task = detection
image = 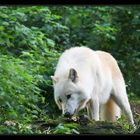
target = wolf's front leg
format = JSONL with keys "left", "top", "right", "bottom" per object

{"left": 90, "top": 96, "right": 99, "bottom": 121}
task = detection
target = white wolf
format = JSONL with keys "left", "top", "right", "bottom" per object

{"left": 51, "top": 47, "right": 135, "bottom": 127}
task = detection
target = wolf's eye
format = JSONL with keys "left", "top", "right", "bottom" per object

{"left": 59, "top": 98, "right": 62, "bottom": 103}
{"left": 67, "top": 94, "right": 71, "bottom": 99}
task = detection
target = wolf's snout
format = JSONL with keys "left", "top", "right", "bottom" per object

{"left": 64, "top": 112, "right": 71, "bottom": 118}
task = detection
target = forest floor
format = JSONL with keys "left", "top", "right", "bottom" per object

{"left": 31, "top": 98, "right": 140, "bottom": 135}
{"left": 131, "top": 99, "right": 140, "bottom": 116}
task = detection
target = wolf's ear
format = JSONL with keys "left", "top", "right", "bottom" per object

{"left": 68, "top": 68, "right": 78, "bottom": 83}
{"left": 51, "top": 76, "right": 58, "bottom": 84}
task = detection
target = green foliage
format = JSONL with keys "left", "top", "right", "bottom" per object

{"left": 0, "top": 55, "right": 44, "bottom": 134}
{"left": 0, "top": 6, "right": 62, "bottom": 134}
{"left": 0, "top": 6, "right": 69, "bottom": 53}
{"left": 51, "top": 123, "right": 79, "bottom": 134}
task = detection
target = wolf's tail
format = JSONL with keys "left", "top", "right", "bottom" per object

{"left": 100, "top": 97, "right": 121, "bottom": 121}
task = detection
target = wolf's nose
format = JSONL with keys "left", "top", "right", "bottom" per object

{"left": 64, "top": 112, "right": 71, "bottom": 118}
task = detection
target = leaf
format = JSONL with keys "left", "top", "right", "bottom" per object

{"left": 47, "top": 38, "right": 55, "bottom": 47}
{"left": 0, "top": 26, "right": 5, "bottom": 31}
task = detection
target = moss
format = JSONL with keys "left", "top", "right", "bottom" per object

{"left": 78, "top": 121, "right": 131, "bottom": 134}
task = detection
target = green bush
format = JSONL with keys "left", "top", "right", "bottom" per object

{"left": 0, "top": 55, "right": 42, "bottom": 133}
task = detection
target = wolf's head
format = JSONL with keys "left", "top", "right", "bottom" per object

{"left": 51, "top": 68, "right": 89, "bottom": 118}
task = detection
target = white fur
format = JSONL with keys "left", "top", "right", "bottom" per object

{"left": 51, "top": 47, "right": 135, "bottom": 127}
